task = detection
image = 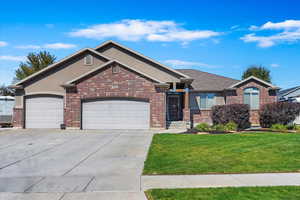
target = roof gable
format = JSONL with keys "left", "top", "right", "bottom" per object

{"left": 66, "top": 60, "right": 164, "bottom": 85}
{"left": 228, "top": 76, "right": 280, "bottom": 89}
{"left": 94, "top": 40, "right": 190, "bottom": 80}
{"left": 15, "top": 48, "right": 110, "bottom": 86}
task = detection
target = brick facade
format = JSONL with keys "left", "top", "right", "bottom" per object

{"left": 190, "top": 79, "right": 277, "bottom": 126}
{"left": 12, "top": 108, "right": 23, "bottom": 128}
{"left": 65, "top": 63, "right": 167, "bottom": 129}
{"left": 226, "top": 79, "right": 277, "bottom": 124}
{"left": 191, "top": 110, "right": 212, "bottom": 125}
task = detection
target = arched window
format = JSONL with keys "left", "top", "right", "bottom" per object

{"left": 244, "top": 87, "right": 259, "bottom": 109}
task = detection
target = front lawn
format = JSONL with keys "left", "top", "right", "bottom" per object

{"left": 146, "top": 186, "right": 300, "bottom": 200}
{"left": 143, "top": 132, "right": 300, "bottom": 175}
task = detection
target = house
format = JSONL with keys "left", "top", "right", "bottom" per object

{"left": 0, "top": 96, "right": 15, "bottom": 126}
{"left": 278, "top": 86, "right": 300, "bottom": 124}
{"left": 11, "top": 40, "right": 279, "bottom": 129}
{"left": 278, "top": 86, "right": 300, "bottom": 102}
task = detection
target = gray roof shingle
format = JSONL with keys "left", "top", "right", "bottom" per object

{"left": 177, "top": 69, "right": 240, "bottom": 91}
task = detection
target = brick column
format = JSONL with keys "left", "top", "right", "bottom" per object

{"left": 12, "top": 107, "right": 23, "bottom": 128}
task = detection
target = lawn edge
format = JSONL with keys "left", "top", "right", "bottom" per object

{"left": 142, "top": 170, "right": 300, "bottom": 176}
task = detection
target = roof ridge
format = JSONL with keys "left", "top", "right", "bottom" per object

{"left": 177, "top": 68, "right": 240, "bottom": 82}
{"left": 94, "top": 40, "right": 190, "bottom": 79}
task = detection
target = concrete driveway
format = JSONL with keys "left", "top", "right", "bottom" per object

{"left": 0, "top": 129, "right": 153, "bottom": 199}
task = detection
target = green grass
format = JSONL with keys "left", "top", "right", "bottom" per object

{"left": 143, "top": 132, "right": 300, "bottom": 175}
{"left": 146, "top": 186, "right": 300, "bottom": 200}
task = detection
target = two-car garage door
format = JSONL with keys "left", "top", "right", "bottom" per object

{"left": 82, "top": 99, "right": 150, "bottom": 129}
{"left": 25, "top": 96, "right": 150, "bottom": 129}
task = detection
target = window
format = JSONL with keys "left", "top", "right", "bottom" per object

{"left": 190, "top": 93, "right": 215, "bottom": 110}
{"left": 244, "top": 87, "right": 259, "bottom": 109}
{"left": 112, "top": 65, "right": 119, "bottom": 73}
{"left": 84, "top": 55, "right": 93, "bottom": 65}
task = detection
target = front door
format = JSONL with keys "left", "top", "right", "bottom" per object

{"left": 168, "top": 95, "right": 181, "bottom": 121}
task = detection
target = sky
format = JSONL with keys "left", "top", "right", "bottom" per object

{"left": 1, "top": 0, "right": 300, "bottom": 89}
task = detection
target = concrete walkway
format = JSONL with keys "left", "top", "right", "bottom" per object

{"left": 142, "top": 173, "right": 300, "bottom": 190}
{"left": 0, "top": 192, "right": 147, "bottom": 200}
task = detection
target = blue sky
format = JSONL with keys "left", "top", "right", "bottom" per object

{"left": 1, "top": 0, "right": 300, "bottom": 88}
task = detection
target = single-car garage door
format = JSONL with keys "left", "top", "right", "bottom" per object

{"left": 82, "top": 99, "right": 150, "bottom": 129}
{"left": 25, "top": 95, "right": 64, "bottom": 128}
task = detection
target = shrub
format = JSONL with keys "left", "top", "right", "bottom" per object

{"left": 287, "top": 124, "right": 296, "bottom": 130}
{"left": 211, "top": 124, "right": 226, "bottom": 132}
{"left": 271, "top": 124, "right": 287, "bottom": 131}
{"left": 196, "top": 123, "right": 211, "bottom": 132}
{"left": 259, "top": 102, "right": 300, "bottom": 128}
{"left": 211, "top": 104, "right": 250, "bottom": 130}
{"left": 224, "top": 121, "right": 238, "bottom": 132}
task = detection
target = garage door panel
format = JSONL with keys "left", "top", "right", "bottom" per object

{"left": 82, "top": 100, "right": 150, "bottom": 129}
{"left": 25, "top": 96, "right": 64, "bottom": 129}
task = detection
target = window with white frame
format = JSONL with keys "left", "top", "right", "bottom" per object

{"left": 243, "top": 87, "right": 260, "bottom": 109}
{"left": 84, "top": 55, "right": 93, "bottom": 65}
{"left": 190, "top": 93, "right": 216, "bottom": 110}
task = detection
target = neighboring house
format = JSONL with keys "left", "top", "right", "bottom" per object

{"left": 278, "top": 86, "right": 300, "bottom": 125}
{"left": 10, "top": 40, "right": 279, "bottom": 129}
{"left": 0, "top": 96, "right": 15, "bottom": 126}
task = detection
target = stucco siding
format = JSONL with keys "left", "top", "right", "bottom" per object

{"left": 14, "top": 53, "right": 106, "bottom": 108}
{"left": 97, "top": 44, "right": 181, "bottom": 83}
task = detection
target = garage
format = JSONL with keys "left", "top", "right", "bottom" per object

{"left": 82, "top": 98, "right": 150, "bottom": 129}
{"left": 25, "top": 95, "right": 64, "bottom": 128}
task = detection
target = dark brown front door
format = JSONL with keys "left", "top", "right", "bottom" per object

{"left": 168, "top": 95, "right": 181, "bottom": 121}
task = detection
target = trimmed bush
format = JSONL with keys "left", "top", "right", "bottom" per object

{"left": 211, "top": 124, "right": 226, "bottom": 132}
{"left": 196, "top": 123, "right": 211, "bottom": 132}
{"left": 259, "top": 102, "right": 300, "bottom": 128}
{"left": 211, "top": 104, "right": 250, "bottom": 130}
{"left": 224, "top": 121, "right": 238, "bottom": 132}
{"left": 271, "top": 124, "right": 287, "bottom": 131}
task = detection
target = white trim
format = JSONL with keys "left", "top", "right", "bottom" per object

{"left": 14, "top": 48, "right": 110, "bottom": 86}
{"left": 24, "top": 92, "right": 65, "bottom": 97}
{"left": 229, "top": 76, "right": 278, "bottom": 89}
{"left": 66, "top": 60, "right": 164, "bottom": 84}
{"left": 94, "top": 40, "right": 190, "bottom": 79}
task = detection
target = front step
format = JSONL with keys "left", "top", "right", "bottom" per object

{"left": 167, "top": 121, "right": 187, "bottom": 129}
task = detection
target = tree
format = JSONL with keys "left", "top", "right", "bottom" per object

{"left": 14, "top": 51, "right": 56, "bottom": 82}
{"left": 0, "top": 85, "right": 14, "bottom": 96}
{"left": 242, "top": 65, "right": 271, "bottom": 83}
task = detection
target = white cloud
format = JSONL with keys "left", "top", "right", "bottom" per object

{"left": 270, "top": 63, "right": 280, "bottom": 68}
{"left": 15, "top": 45, "right": 41, "bottom": 49}
{"left": 242, "top": 20, "right": 300, "bottom": 47}
{"left": 164, "top": 59, "right": 219, "bottom": 69}
{"left": 45, "top": 24, "right": 54, "bottom": 28}
{"left": 260, "top": 20, "right": 300, "bottom": 30}
{"left": 69, "top": 19, "right": 221, "bottom": 43}
{"left": 0, "top": 41, "right": 8, "bottom": 47}
{"left": 15, "top": 43, "right": 76, "bottom": 49}
{"left": 43, "top": 43, "right": 76, "bottom": 49}
{"left": 230, "top": 25, "right": 239, "bottom": 30}
{"left": 0, "top": 55, "right": 26, "bottom": 62}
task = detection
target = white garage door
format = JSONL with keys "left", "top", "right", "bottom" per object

{"left": 25, "top": 96, "right": 64, "bottom": 128}
{"left": 82, "top": 99, "right": 150, "bottom": 129}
